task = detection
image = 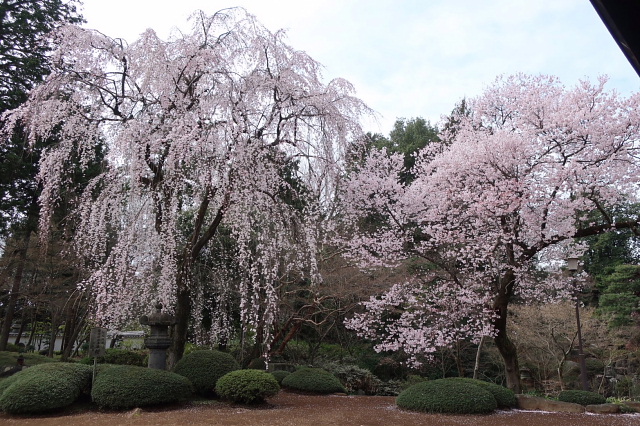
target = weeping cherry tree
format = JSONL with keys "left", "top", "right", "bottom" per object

{"left": 2, "top": 8, "right": 369, "bottom": 364}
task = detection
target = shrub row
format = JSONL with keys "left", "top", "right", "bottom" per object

{"left": 79, "top": 348, "right": 147, "bottom": 366}
{"left": 281, "top": 367, "right": 345, "bottom": 394}
{"left": 558, "top": 389, "right": 606, "bottom": 405}
{"left": 92, "top": 365, "right": 193, "bottom": 409}
{"left": 0, "top": 363, "right": 92, "bottom": 414}
{"left": 448, "top": 377, "right": 517, "bottom": 408}
{"left": 396, "top": 378, "right": 516, "bottom": 414}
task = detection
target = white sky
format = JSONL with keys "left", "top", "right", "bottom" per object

{"left": 79, "top": 0, "right": 639, "bottom": 134}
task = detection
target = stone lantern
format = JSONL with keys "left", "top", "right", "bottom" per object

{"left": 140, "top": 302, "right": 175, "bottom": 370}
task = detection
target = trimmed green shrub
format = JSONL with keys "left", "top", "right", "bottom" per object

{"left": 281, "top": 367, "right": 345, "bottom": 394}
{"left": 92, "top": 365, "right": 193, "bottom": 409}
{"left": 270, "top": 370, "right": 290, "bottom": 385}
{"left": 0, "top": 362, "right": 92, "bottom": 414}
{"left": 79, "top": 348, "right": 146, "bottom": 366}
{"left": 401, "top": 374, "right": 428, "bottom": 390}
{"left": 4, "top": 344, "right": 20, "bottom": 352}
{"left": 449, "top": 377, "right": 516, "bottom": 408}
{"left": 216, "top": 369, "right": 280, "bottom": 404}
{"left": 396, "top": 379, "right": 497, "bottom": 414}
{"left": 318, "top": 362, "right": 381, "bottom": 395}
{"left": 0, "top": 351, "right": 57, "bottom": 369}
{"left": 558, "top": 389, "right": 606, "bottom": 406}
{"left": 173, "top": 350, "right": 240, "bottom": 396}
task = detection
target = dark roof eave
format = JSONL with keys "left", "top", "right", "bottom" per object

{"left": 590, "top": 0, "right": 640, "bottom": 78}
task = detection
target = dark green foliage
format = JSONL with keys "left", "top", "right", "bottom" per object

{"left": 80, "top": 348, "right": 146, "bottom": 366}
{"left": 0, "top": 362, "right": 92, "bottom": 414}
{"left": 91, "top": 365, "right": 193, "bottom": 409}
{"left": 247, "top": 357, "right": 266, "bottom": 370}
{"left": 396, "top": 379, "right": 497, "bottom": 414}
{"left": 318, "top": 362, "right": 381, "bottom": 395}
{"left": 215, "top": 369, "right": 280, "bottom": 404}
{"left": 281, "top": 367, "right": 345, "bottom": 394}
{"left": 0, "top": 0, "right": 84, "bottom": 110}
{"left": 558, "top": 389, "right": 606, "bottom": 405}
{"left": 270, "top": 370, "right": 291, "bottom": 385}
{"left": 173, "top": 350, "right": 240, "bottom": 395}
{"left": 0, "top": 351, "right": 56, "bottom": 368}
{"left": 448, "top": 377, "right": 516, "bottom": 408}
{"left": 373, "top": 117, "right": 439, "bottom": 184}
{"left": 585, "top": 358, "right": 605, "bottom": 377}
{"left": 597, "top": 264, "right": 640, "bottom": 327}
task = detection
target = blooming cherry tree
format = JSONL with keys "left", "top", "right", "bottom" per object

{"left": 341, "top": 74, "right": 640, "bottom": 391}
{"left": 3, "top": 8, "right": 368, "bottom": 363}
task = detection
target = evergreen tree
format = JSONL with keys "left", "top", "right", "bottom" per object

{"left": 0, "top": 0, "right": 83, "bottom": 351}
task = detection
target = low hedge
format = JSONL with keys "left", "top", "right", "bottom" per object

{"left": 173, "top": 350, "right": 240, "bottom": 396}
{"left": 216, "top": 369, "right": 280, "bottom": 404}
{"left": 270, "top": 370, "right": 291, "bottom": 385}
{"left": 79, "top": 348, "right": 146, "bottom": 366}
{"left": 558, "top": 389, "right": 606, "bottom": 406}
{"left": 0, "top": 362, "right": 92, "bottom": 414}
{"left": 396, "top": 379, "right": 497, "bottom": 414}
{"left": 281, "top": 368, "right": 345, "bottom": 394}
{"left": 449, "top": 377, "right": 516, "bottom": 408}
{"left": 0, "top": 351, "right": 57, "bottom": 369}
{"left": 91, "top": 365, "right": 193, "bottom": 409}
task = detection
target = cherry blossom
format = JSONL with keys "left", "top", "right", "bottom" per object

{"left": 2, "top": 8, "right": 369, "bottom": 362}
{"left": 341, "top": 74, "right": 640, "bottom": 390}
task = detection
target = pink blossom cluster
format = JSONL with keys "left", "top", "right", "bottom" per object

{"left": 340, "top": 74, "right": 640, "bottom": 362}
{"left": 1, "top": 8, "right": 369, "bottom": 340}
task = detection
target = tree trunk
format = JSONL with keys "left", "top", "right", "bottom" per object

{"left": 492, "top": 269, "right": 521, "bottom": 393}
{"left": 454, "top": 341, "right": 466, "bottom": 377}
{"left": 473, "top": 336, "right": 485, "bottom": 380}
{"left": 0, "top": 233, "right": 30, "bottom": 351}
{"left": 14, "top": 309, "right": 28, "bottom": 346}
{"left": 61, "top": 303, "right": 88, "bottom": 361}
{"left": 168, "top": 285, "right": 191, "bottom": 369}
{"left": 47, "top": 311, "right": 61, "bottom": 357}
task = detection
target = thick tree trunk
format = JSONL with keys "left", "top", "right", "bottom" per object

{"left": 61, "top": 303, "right": 87, "bottom": 361}
{"left": 494, "top": 322, "right": 520, "bottom": 393}
{"left": 492, "top": 269, "right": 521, "bottom": 393}
{"left": 168, "top": 285, "right": 191, "bottom": 369}
{"left": 0, "top": 234, "right": 30, "bottom": 351}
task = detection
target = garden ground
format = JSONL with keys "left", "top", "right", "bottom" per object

{"left": 1, "top": 391, "right": 639, "bottom": 426}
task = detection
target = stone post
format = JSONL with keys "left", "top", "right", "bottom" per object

{"left": 140, "top": 302, "right": 175, "bottom": 370}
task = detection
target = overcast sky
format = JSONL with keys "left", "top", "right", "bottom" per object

{"left": 79, "top": 0, "right": 639, "bottom": 134}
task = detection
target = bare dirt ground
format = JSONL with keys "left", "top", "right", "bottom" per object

{"left": 1, "top": 391, "right": 639, "bottom": 426}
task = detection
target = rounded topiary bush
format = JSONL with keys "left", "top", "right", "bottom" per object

{"left": 396, "top": 379, "right": 497, "bottom": 414}
{"left": 215, "top": 369, "right": 280, "bottom": 404}
{"left": 270, "top": 370, "right": 290, "bottom": 385}
{"left": 449, "top": 378, "right": 516, "bottom": 408}
{"left": 91, "top": 365, "right": 193, "bottom": 409}
{"left": 173, "top": 350, "right": 240, "bottom": 396}
{"left": 558, "top": 389, "right": 606, "bottom": 406}
{"left": 0, "top": 362, "right": 92, "bottom": 414}
{"left": 281, "top": 367, "right": 345, "bottom": 394}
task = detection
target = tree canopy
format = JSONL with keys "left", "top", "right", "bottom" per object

{"left": 340, "top": 74, "right": 640, "bottom": 391}
{"left": 2, "top": 8, "right": 369, "bottom": 362}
